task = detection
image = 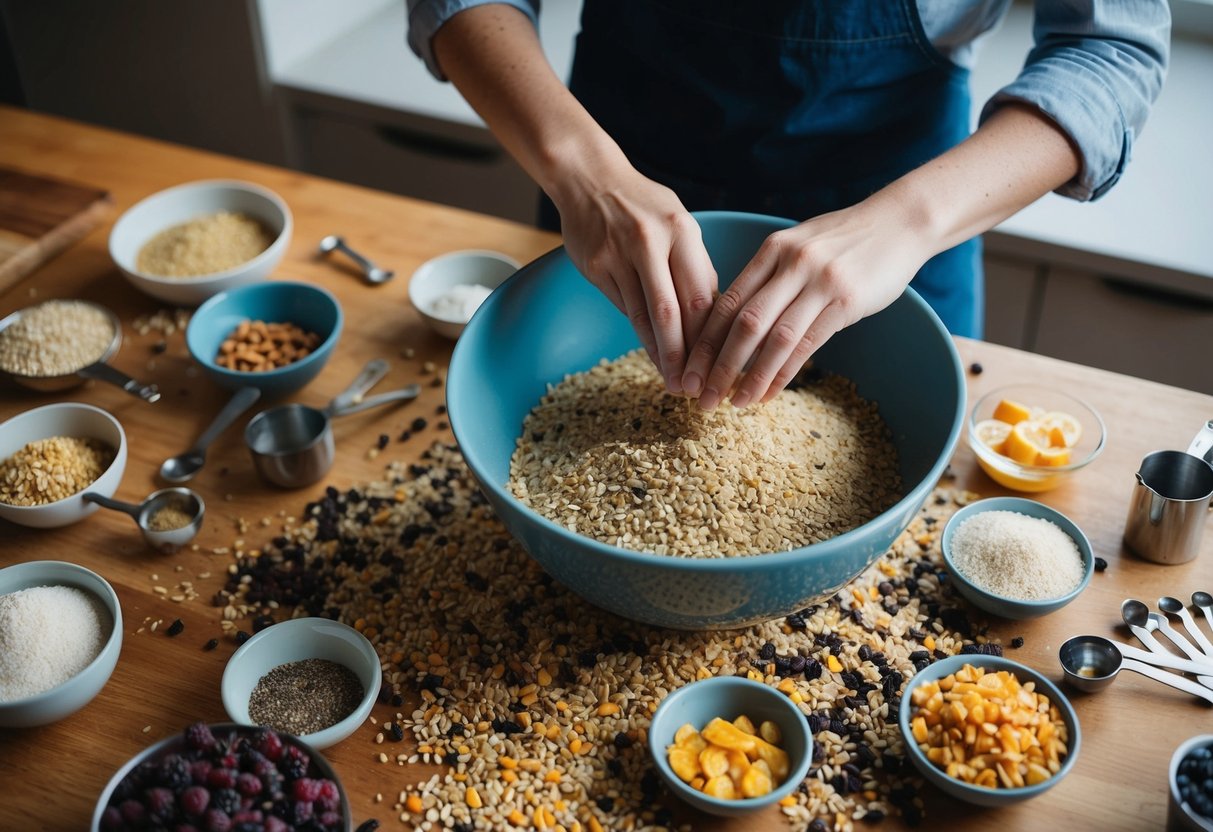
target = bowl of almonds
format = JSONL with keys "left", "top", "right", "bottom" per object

{"left": 186, "top": 281, "right": 343, "bottom": 398}
{"left": 648, "top": 676, "right": 813, "bottom": 817}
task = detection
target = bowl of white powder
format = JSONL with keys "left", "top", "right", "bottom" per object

{"left": 0, "top": 560, "right": 122, "bottom": 727}
{"left": 941, "top": 497, "right": 1094, "bottom": 619}
{"left": 408, "top": 249, "right": 519, "bottom": 339}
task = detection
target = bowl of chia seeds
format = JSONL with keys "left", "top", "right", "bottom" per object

{"left": 220, "top": 617, "right": 380, "bottom": 750}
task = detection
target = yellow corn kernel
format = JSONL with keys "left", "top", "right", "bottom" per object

{"left": 537, "top": 668, "right": 552, "bottom": 686}
{"left": 701, "top": 718, "right": 758, "bottom": 753}
{"left": 502, "top": 770, "right": 518, "bottom": 783}
{"left": 826, "top": 655, "right": 843, "bottom": 673}
{"left": 544, "top": 770, "right": 562, "bottom": 784}
{"left": 597, "top": 702, "right": 620, "bottom": 717}
{"left": 759, "top": 720, "right": 782, "bottom": 745}
{"left": 776, "top": 678, "right": 796, "bottom": 694}
{"left": 588, "top": 817, "right": 604, "bottom": 832}
{"left": 405, "top": 795, "right": 423, "bottom": 814}
{"left": 779, "top": 795, "right": 798, "bottom": 807}
{"left": 508, "top": 809, "right": 528, "bottom": 827}
{"left": 466, "top": 788, "right": 483, "bottom": 809}
{"left": 703, "top": 775, "right": 737, "bottom": 799}
{"left": 500, "top": 755, "right": 519, "bottom": 770}
{"left": 924, "top": 635, "right": 936, "bottom": 651}
{"left": 696, "top": 666, "right": 713, "bottom": 680}
{"left": 569, "top": 738, "right": 583, "bottom": 754}
{"left": 533, "top": 808, "right": 547, "bottom": 830}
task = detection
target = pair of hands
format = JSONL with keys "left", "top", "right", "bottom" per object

{"left": 553, "top": 167, "right": 932, "bottom": 410}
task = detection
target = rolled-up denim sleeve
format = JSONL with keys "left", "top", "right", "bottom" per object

{"left": 980, "top": 1, "right": 1170, "bottom": 202}
{"left": 407, "top": 0, "right": 541, "bottom": 80}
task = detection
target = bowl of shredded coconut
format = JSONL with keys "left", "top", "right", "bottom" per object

{"left": 0, "top": 560, "right": 122, "bottom": 727}
{"left": 941, "top": 496, "right": 1094, "bottom": 619}
{"left": 408, "top": 249, "right": 519, "bottom": 339}
{"left": 109, "top": 179, "right": 292, "bottom": 306}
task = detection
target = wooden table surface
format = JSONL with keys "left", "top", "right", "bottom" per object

{"left": 2, "top": 106, "right": 1212, "bottom": 832}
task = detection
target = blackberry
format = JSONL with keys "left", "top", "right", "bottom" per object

{"left": 211, "top": 787, "right": 242, "bottom": 815}
{"left": 204, "top": 808, "right": 233, "bottom": 832}
{"left": 186, "top": 723, "right": 218, "bottom": 753}
{"left": 145, "top": 786, "right": 176, "bottom": 820}
{"left": 280, "top": 746, "right": 310, "bottom": 780}
{"left": 160, "top": 756, "right": 193, "bottom": 790}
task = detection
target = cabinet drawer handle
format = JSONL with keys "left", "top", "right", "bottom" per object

{"left": 374, "top": 125, "right": 503, "bottom": 163}
{"left": 1101, "top": 277, "right": 1213, "bottom": 311}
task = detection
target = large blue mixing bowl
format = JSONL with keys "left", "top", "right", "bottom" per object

{"left": 448, "top": 212, "right": 964, "bottom": 629}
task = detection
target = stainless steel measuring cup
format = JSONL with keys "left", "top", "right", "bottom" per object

{"left": 1124, "top": 421, "right": 1213, "bottom": 565}
{"left": 83, "top": 487, "right": 205, "bottom": 554}
{"left": 0, "top": 301, "right": 160, "bottom": 402}
{"left": 244, "top": 358, "right": 421, "bottom": 488}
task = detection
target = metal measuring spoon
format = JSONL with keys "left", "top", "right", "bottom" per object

{"left": 1059, "top": 635, "right": 1213, "bottom": 704}
{"left": 319, "top": 235, "right": 394, "bottom": 285}
{"left": 1123, "top": 599, "right": 1213, "bottom": 688}
{"left": 83, "top": 487, "right": 204, "bottom": 554}
{"left": 1160, "top": 596, "right": 1213, "bottom": 656}
{"left": 1193, "top": 592, "right": 1213, "bottom": 631}
{"left": 160, "top": 387, "right": 262, "bottom": 482}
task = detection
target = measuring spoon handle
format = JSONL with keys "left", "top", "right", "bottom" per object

{"left": 192, "top": 387, "right": 262, "bottom": 453}
{"left": 330, "top": 385, "right": 422, "bottom": 419}
{"left": 82, "top": 492, "right": 143, "bottom": 521}
{"left": 78, "top": 362, "right": 161, "bottom": 402}
{"left": 1120, "top": 657, "right": 1213, "bottom": 704}
{"left": 326, "top": 359, "right": 391, "bottom": 415}
{"left": 1178, "top": 608, "right": 1213, "bottom": 656}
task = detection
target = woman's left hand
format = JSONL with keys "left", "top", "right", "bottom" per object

{"left": 679, "top": 198, "right": 933, "bottom": 410}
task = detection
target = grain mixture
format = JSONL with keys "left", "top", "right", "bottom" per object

{"left": 509, "top": 350, "right": 901, "bottom": 557}
{"left": 0, "top": 300, "right": 114, "bottom": 377}
{"left": 137, "top": 211, "right": 274, "bottom": 277}
{"left": 0, "top": 436, "right": 115, "bottom": 506}
{"left": 219, "top": 442, "right": 994, "bottom": 831}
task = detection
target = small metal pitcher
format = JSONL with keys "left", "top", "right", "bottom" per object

{"left": 1124, "top": 421, "right": 1213, "bottom": 565}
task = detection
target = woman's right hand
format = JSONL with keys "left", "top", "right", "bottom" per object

{"left": 550, "top": 164, "right": 718, "bottom": 395}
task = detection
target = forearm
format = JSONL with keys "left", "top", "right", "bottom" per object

{"left": 431, "top": 5, "right": 629, "bottom": 203}
{"left": 871, "top": 103, "right": 1082, "bottom": 256}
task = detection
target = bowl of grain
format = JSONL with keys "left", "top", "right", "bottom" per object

{"left": 447, "top": 211, "right": 966, "bottom": 629}
{"left": 220, "top": 617, "right": 380, "bottom": 750}
{"left": 109, "top": 179, "right": 292, "bottom": 306}
{"left": 0, "top": 402, "right": 128, "bottom": 528}
{"left": 0, "top": 560, "right": 123, "bottom": 727}
{"left": 898, "top": 654, "right": 1081, "bottom": 807}
{"left": 186, "top": 280, "right": 343, "bottom": 398}
{"left": 941, "top": 497, "right": 1094, "bottom": 619}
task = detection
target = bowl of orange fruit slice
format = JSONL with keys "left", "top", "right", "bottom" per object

{"left": 969, "top": 384, "right": 1106, "bottom": 492}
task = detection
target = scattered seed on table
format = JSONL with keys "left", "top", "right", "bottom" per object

{"left": 355, "top": 821, "right": 381, "bottom": 832}
{"left": 435, "top": 405, "right": 446, "bottom": 415}
{"left": 429, "top": 377, "right": 442, "bottom": 388}
{"left": 436, "top": 421, "right": 448, "bottom": 430}
{"left": 165, "top": 619, "right": 184, "bottom": 637}
{"left": 1010, "top": 636, "right": 1024, "bottom": 649}
{"left": 398, "top": 431, "right": 411, "bottom": 443}
{"left": 377, "top": 434, "right": 390, "bottom": 451}
{"left": 422, "top": 361, "right": 436, "bottom": 373}
{"left": 968, "top": 362, "right": 983, "bottom": 375}
{"left": 411, "top": 417, "right": 427, "bottom": 432}
{"left": 1094, "top": 556, "right": 1108, "bottom": 572}
{"left": 235, "top": 630, "right": 251, "bottom": 645}
{"left": 202, "top": 638, "right": 219, "bottom": 651}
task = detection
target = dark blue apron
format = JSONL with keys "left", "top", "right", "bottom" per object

{"left": 542, "top": 0, "right": 983, "bottom": 338}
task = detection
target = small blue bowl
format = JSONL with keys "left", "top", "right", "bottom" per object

{"left": 186, "top": 280, "right": 343, "bottom": 398}
{"left": 941, "top": 497, "right": 1093, "bottom": 620}
{"left": 648, "top": 676, "right": 813, "bottom": 817}
{"left": 898, "top": 654, "right": 1081, "bottom": 807}
{"left": 448, "top": 211, "right": 965, "bottom": 629}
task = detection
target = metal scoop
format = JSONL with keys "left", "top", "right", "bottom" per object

{"left": 0, "top": 301, "right": 160, "bottom": 401}
{"left": 1159, "top": 595, "right": 1213, "bottom": 656}
{"left": 1059, "top": 635, "right": 1213, "bottom": 704}
{"left": 1122, "top": 599, "right": 1213, "bottom": 688}
{"left": 160, "top": 386, "right": 262, "bottom": 482}
{"left": 83, "top": 487, "right": 205, "bottom": 554}
{"left": 319, "top": 235, "right": 394, "bottom": 285}
{"left": 244, "top": 358, "right": 420, "bottom": 488}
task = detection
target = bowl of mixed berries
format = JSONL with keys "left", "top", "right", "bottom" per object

{"left": 93, "top": 722, "right": 349, "bottom": 831}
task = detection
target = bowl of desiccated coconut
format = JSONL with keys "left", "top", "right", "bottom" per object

{"left": 0, "top": 401, "right": 127, "bottom": 528}
{"left": 448, "top": 210, "right": 967, "bottom": 629}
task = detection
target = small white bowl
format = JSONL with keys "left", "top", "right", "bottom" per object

{"left": 108, "top": 179, "right": 292, "bottom": 306}
{"left": 0, "top": 402, "right": 127, "bottom": 528}
{"left": 221, "top": 617, "right": 381, "bottom": 750}
{"left": 0, "top": 561, "right": 123, "bottom": 727}
{"left": 408, "top": 249, "right": 519, "bottom": 339}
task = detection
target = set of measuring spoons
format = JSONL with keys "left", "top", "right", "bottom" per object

{"left": 1060, "top": 593, "right": 1213, "bottom": 704}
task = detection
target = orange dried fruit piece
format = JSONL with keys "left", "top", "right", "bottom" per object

{"left": 699, "top": 746, "right": 730, "bottom": 779}
{"left": 703, "top": 775, "right": 737, "bottom": 799}
{"left": 667, "top": 747, "right": 702, "bottom": 783}
{"left": 732, "top": 715, "right": 757, "bottom": 735}
{"left": 674, "top": 723, "right": 698, "bottom": 745}
{"left": 759, "top": 720, "right": 782, "bottom": 745}
{"left": 740, "top": 765, "right": 774, "bottom": 798}
{"left": 701, "top": 717, "right": 758, "bottom": 754}
{"left": 992, "top": 398, "right": 1033, "bottom": 425}
{"left": 750, "top": 738, "right": 790, "bottom": 781}
{"left": 726, "top": 749, "right": 750, "bottom": 782}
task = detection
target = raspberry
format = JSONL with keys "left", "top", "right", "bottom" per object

{"left": 236, "top": 772, "right": 262, "bottom": 797}
{"left": 263, "top": 818, "right": 288, "bottom": 832}
{"left": 206, "top": 768, "right": 237, "bottom": 790}
{"left": 292, "top": 777, "right": 323, "bottom": 802}
{"left": 185, "top": 723, "right": 217, "bottom": 753}
{"left": 204, "top": 808, "right": 232, "bottom": 832}
{"left": 146, "top": 787, "right": 176, "bottom": 820}
{"left": 318, "top": 810, "right": 343, "bottom": 828}
{"left": 317, "top": 779, "right": 339, "bottom": 803}
{"left": 180, "top": 785, "right": 210, "bottom": 817}
{"left": 99, "top": 806, "right": 124, "bottom": 831}
{"left": 253, "top": 729, "right": 284, "bottom": 761}
{"left": 211, "top": 787, "right": 241, "bottom": 815}
{"left": 119, "top": 799, "right": 146, "bottom": 824}
{"left": 289, "top": 799, "right": 314, "bottom": 824}
{"left": 231, "top": 809, "right": 263, "bottom": 823}
{"left": 189, "top": 760, "right": 213, "bottom": 785}
{"left": 219, "top": 753, "right": 239, "bottom": 769}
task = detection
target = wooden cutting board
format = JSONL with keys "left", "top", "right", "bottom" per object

{"left": 0, "top": 165, "right": 112, "bottom": 293}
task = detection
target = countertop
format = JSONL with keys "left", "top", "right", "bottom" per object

{"left": 266, "top": 0, "right": 1213, "bottom": 296}
{"left": 3, "top": 105, "right": 1213, "bottom": 832}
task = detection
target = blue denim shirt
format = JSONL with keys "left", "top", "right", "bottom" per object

{"left": 405, "top": 0, "right": 1170, "bottom": 202}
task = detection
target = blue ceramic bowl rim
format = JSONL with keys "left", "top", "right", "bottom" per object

{"left": 185, "top": 280, "right": 343, "bottom": 385}
{"left": 648, "top": 675, "right": 814, "bottom": 811}
{"left": 90, "top": 722, "right": 351, "bottom": 832}
{"left": 0, "top": 560, "right": 122, "bottom": 710}
{"left": 968, "top": 384, "right": 1107, "bottom": 474}
{"left": 897, "top": 653, "right": 1082, "bottom": 802}
{"left": 449, "top": 210, "right": 966, "bottom": 573}
{"left": 941, "top": 496, "right": 1094, "bottom": 613}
